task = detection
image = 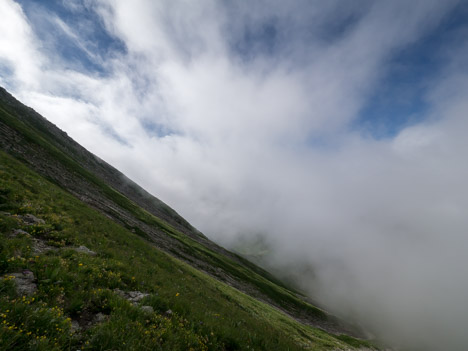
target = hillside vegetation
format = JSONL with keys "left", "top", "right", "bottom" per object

{"left": 0, "top": 87, "right": 376, "bottom": 350}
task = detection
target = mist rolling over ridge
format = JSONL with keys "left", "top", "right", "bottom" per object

{"left": 2, "top": 0, "right": 468, "bottom": 350}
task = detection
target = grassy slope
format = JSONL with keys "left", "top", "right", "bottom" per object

{"left": 0, "top": 151, "right": 373, "bottom": 350}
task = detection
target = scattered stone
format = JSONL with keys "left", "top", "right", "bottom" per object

{"left": 74, "top": 245, "right": 97, "bottom": 256}
{"left": 20, "top": 214, "right": 45, "bottom": 225}
{"left": 32, "top": 238, "right": 56, "bottom": 254}
{"left": 73, "top": 309, "right": 101, "bottom": 330}
{"left": 141, "top": 305, "right": 154, "bottom": 314}
{"left": 114, "top": 288, "right": 125, "bottom": 297}
{"left": 11, "top": 229, "right": 30, "bottom": 237}
{"left": 94, "top": 312, "right": 107, "bottom": 323}
{"left": 71, "top": 320, "right": 81, "bottom": 333}
{"left": 114, "top": 289, "right": 149, "bottom": 304}
{"left": 127, "top": 290, "right": 149, "bottom": 303}
{"left": 10, "top": 270, "right": 37, "bottom": 295}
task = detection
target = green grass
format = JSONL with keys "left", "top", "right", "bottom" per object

{"left": 0, "top": 150, "right": 370, "bottom": 350}
{"left": 336, "top": 335, "right": 376, "bottom": 349}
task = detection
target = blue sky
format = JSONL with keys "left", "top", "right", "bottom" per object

{"left": 2, "top": 1, "right": 468, "bottom": 349}
{"left": 17, "top": 0, "right": 126, "bottom": 75}
{"left": 356, "top": 2, "right": 468, "bottom": 138}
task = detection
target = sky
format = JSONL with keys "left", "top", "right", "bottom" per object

{"left": 1, "top": 1, "right": 468, "bottom": 349}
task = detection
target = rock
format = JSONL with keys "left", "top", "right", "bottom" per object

{"left": 73, "top": 309, "right": 104, "bottom": 330}
{"left": 114, "top": 289, "right": 149, "bottom": 304}
{"left": 94, "top": 312, "right": 106, "bottom": 323}
{"left": 11, "top": 270, "right": 37, "bottom": 295}
{"left": 32, "top": 238, "right": 56, "bottom": 254}
{"left": 127, "top": 290, "right": 149, "bottom": 303}
{"left": 11, "top": 229, "right": 30, "bottom": 237}
{"left": 74, "top": 245, "right": 97, "bottom": 256}
{"left": 141, "top": 305, "right": 154, "bottom": 314}
{"left": 114, "top": 288, "right": 125, "bottom": 296}
{"left": 20, "top": 214, "right": 45, "bottom": 225}
{"left": 71, "top": 320, "right": 81, "bottom": 333}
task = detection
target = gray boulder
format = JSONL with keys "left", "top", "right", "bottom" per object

{"left": 20, "top": 214, "right": 45, "bottom": 225}
{"left": 141, "top": 305, "right": 154, "bottom": 314}
{"left": 11, "top": 270, "right": 37, "bottom": 295}
{"left": 32, "top": 238, "right": 56, "bottom": 254}
{"left": 114, "top": 289, "right": 149, "bottom": 304}
{"left": 11, "top": 229, "right": 30, "bottom": 237}
{"left": 74, "top": 245, "right": 97, "bottom": 256}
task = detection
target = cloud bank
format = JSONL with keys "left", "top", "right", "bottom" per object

{"left": 2, "top": 0, "right": 468, "bottom": 349}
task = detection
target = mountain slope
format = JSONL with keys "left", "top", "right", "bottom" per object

{"left": 0, "top": 87, "right": 377, "bottom": 350}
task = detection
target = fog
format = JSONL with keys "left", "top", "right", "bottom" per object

{"left": 2, "top": 0, "right": 468, "bottom": 349}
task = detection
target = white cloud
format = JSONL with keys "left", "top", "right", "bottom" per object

{"left": 0, "top": 0, "right": 44, "bottom": 89}
{"left": 2, "top": 1, "right": 468, "bottom": 349}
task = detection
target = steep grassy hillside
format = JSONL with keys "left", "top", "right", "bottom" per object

{"left": 0, "top": 87, "right": 377, "bottom": 350}
{"left": 0, "top": 151, "right": 375, "bottom": 350}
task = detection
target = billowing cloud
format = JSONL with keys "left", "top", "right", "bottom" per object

{"left": 2, "top": 0, "right": 468, "bottom": 349}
